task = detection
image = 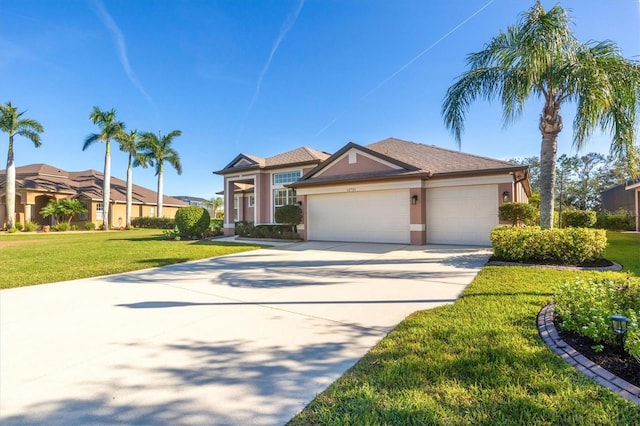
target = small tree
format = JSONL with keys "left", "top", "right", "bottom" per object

{"left": 498, "top": 202, "right": 537, "bottom": 226}
{"left": 175, "top": 206, "right": 210, "bottom": 239}
{"left": 40, "top": 199, "right": 87, "bottom": 224}
{"left": 275, "top": 204, "right": 302, "bottom": 232}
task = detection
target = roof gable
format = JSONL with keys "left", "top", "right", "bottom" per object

{"left": 215, "top": 146, "right": 330, "bottom": 175}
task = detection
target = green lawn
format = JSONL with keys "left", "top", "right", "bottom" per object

{"left": 290, "top": 232, "right": 640, "bottom": 425}
{"left": 0, "top": 229, "right": 262, "bottom": 289}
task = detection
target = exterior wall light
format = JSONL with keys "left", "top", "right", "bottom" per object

{"left": 609, "top": 315, "right": 630, "bottom": 346}
{"left": 297, "top": 201, "right": 303, "bottom": 207}
{"left": 411, "top": 194, "right": 418, "bottom": 205}
{"left": 502, "top": 191, "right": 510, "bottom": 202}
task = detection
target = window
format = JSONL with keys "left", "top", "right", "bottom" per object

{"left": 248, "top": 195, "right": 255, "bottom": 207}
{"left": 273, "top": 170, "right": 301, "bottom": 185}
{"left": 273, "top": 189, "right": 296, "bottom": 208}
{"left": 96, "top": 203, "right": 104, "bottom": 220}
{"left": 234, "top": 196, "right": 239, "bottom": 221}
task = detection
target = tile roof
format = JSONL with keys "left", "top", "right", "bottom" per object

{"left": 216, "top": 146, "right": 330, "bottom": 174}
{"left": 0, "top": 164, "right": 186, "bottom": 207}
{"left": 366, "top": 138, "right": 521, "bottom": 175}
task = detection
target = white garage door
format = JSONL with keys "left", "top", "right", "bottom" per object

{"left": 307, "top": 190, "right": 410, "bottom": 244}
{"left": 426, "top": 185, "right": 498, "bottom": 245}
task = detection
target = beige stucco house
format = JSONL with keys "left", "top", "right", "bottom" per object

{"left": 216, "top": 137, "right": 531, "bottom": 246}
{"left": 0, "top": 164, "right": 186, "bottom": 229}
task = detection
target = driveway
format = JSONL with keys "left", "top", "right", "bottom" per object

{"left": 0, "top": 241, "right": 491, "bottom": 425}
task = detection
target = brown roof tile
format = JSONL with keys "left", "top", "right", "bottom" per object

{"left": 216, "top": 146, "right": 330, "bottom": 174}
{"left": 366, "top": 138, "right": 520, "bottom": 175}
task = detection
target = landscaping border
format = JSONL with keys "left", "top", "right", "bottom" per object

{"left": 538, "top": 303, "right": 640, "bottom": 405}
{"left": 487, "top": 260, "right": 622, "bottom": 271}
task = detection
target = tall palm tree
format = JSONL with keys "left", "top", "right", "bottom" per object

{"left": 137, "top": 130, "right": 182, "bottom": 217}
{"left": 83, "top": 107, "right": 125, "bottom": 230}
{"left": 116, "top": 129, "right": 149, "bottom": 228}
{"left": 0, "top": 102, "right": 44, "bottom": 229}
{"left": 442, "top": 1, "right": 640, "bottom": 229}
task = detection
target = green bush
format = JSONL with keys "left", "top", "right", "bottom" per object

{"left": 490, "top": 226, "right": 607, "bottom": 264}
{"left": 175, "top": 206, "right": 210, "bottom": 239}
{"left": 555, "top": 275, "right": 640, "bottom": 361}
{"left": 7, "top": 227, "right": 18, "bottom": 233}
{"left": 53, "top": 223, "right": 70, "bottom": 232}
{"left": 498, "top": 202, "right": 537, "bottom": 226}
{"left": 234, "top": 221, "right": 299, "bottom": 240}
{"left": 14, "top": 222, "right": 23, "bottom": 231}
{"left": 131, "top": 216, "right": 175, "bottom": 229}
{"left": 23, "top": 222, "right": 38, "bottom": 232}
{"left": 210, "top": 219, "right": 223, "bottom": 229}
{"left": 596, "top": 209, "right": 636, "bottom": 231}
{"left": 275, "top": 204, "right": 302, "bottom": 231}
{"left": 562, "top": 210, "right": 596, "bottom": 228}
{"left": 84, "top": 221, "right": 96, "bottom": 231}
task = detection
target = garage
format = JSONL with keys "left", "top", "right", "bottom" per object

{"left": 426, "top": 184, "right": 498, "bottom": 245}
{"left": 307, "top": 189, "right": 410, "bottom": 244}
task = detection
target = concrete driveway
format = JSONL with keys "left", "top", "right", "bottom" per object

{"left": 1, "top": 241, "right": 491, "bottom": 425}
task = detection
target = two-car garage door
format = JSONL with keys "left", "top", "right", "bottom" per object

{"left": 307, "top": 189, "right": 410, "bottom": 244}
{"left": 306, "top": 185, "right": 498, "bottom": 245}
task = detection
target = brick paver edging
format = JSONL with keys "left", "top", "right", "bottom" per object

{"left": 538, "top": 303, "right": 640, "bottom": 405}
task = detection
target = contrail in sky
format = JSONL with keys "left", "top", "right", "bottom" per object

{"left": 316, "top": 0, "right": 496, "bottom": 137}
{"left": 248, "top": 0, "right": 304, "bottom": 111}
{"left": 92, "top": 0, "right": 155, "bottom": 107}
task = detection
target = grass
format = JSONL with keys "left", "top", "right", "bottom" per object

{"left": 289, "top": 232, "right": 640, "bottom": 425}
{"left": 0, "top": 229, "right": 262, "bottom": 289}
{"left": 605, "top": 231, "right": 640, "bottom": 274}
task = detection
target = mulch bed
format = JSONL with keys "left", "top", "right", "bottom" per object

{"left": 489, "top": 256, "right": 615, "bottom": 268}
{"left": 553, "top": 317, "right": 640, "bottom": 387}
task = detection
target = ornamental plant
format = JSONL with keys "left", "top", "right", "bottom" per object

{"left": 498, "top": 202, "right": 537, "bottom": 226}
{"left": 175, "top": 206, "right": 210, "bottom": 239}
{"left": 555, "top": 275, "right": 640, "bottom": 360}
{"left": 562, "top": 210, "right": 596, "bottom": 228}
{"left": 490, "top": 226, "right": 607, "bottom": 264}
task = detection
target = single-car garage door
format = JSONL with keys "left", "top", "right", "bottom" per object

{"left": 426, "top": 185, "right": 498, "bottom": 245}
{"left": 307, "top": 189, "right": 410, "bottom": 244}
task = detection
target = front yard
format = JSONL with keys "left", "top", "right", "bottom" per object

{"left": 290, "top": 232, "right": 640, "bottom": 425}
{"left": 0, "top": 229, "right": 261, "bottom": 289}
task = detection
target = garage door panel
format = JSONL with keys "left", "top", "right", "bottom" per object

{"left": 308, "top": 190, "right": 410, "bottom": 244}
{"left": 426, "top": 185, "right": 497, "bottom": 245}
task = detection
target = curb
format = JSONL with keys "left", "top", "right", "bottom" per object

{"left": 538, "top": 303, "right": 640, "bottom": 405}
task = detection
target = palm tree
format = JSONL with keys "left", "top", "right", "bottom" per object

{"left": 0, "top": 102, "right": 44, "bottom": 229}
{"left": 137, "top": 130, "right": 183, "bottom": 217}
{"left": 116, "top": 129, "right": 150, "bottom": 228}
{"left": 442, "top": 1, "right": 640, "bottom": 229}
{"left": 83, "top": 107, "right": 125, "bottom": 230}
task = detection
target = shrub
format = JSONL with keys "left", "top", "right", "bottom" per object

{"left": 562, "top": 210, "right": 596, "bottom": 228}
{"left": 14, "top": 222, "right": 23, "bottom": 231}
{"left": 23, "top": 222, "right": 39, "bottom": 232}
{"left": 555, "top": 275, "right": 640, "bottom": 361}
{"left": 175, "top": 206, "right": 210, "bottom": 239}
{"left": 84, "top": 221, "right": 96, "bottom": 231}
{"left": 53, "top": 223, "right": 70, "bottom": 232}
{"left": 498, "top": 202, "right": 537, "bottom": 226}
{"left": 7, "top": 227, "right": 18, "bottom": 233}
{"left": 210, "top": 219, "right": 223, "bottom": 229}
{"left": 275, "top": 204, "right": 302, "bottom": 231}
{"left": 131, "top": 216, "right": 175, "bottom": 229}
{"left": 490, "top": 226, "right": 607, "bottom": 264}
{"left": 596, "top": 209, "right": 636, "bottom": 231}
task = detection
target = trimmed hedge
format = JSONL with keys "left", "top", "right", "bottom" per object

{"left": 235, "top": 221, "right": 299, "bottom": 240}
{"left": 275, "top": 205, "right": 302, "bottom": 230}
{"left": 175, "top": 206, "right": 210, "bottom": 239}
{"left": 498, "top": 202, "right": 537, "bottom": 226}
{"left": 562, "top": 210, "right": 596, "bottom": 228}
{"left": 596, "top": 209, "right": 636, "bottom": 231}
{"left": 131, "top": 216, "right": 175, "bottom": 229}
{"left": 490, "top": 226, "right": 607, "bottom": 264}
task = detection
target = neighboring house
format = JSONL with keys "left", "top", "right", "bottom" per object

{"left": 216, "top": 137, "right": 531, "bottom": 245}
{"left": 0, "top": 164, "right": 186, "bottom": 229}
{"left": 624, "top": 181, "right": 640, "bottom": 231}
{"left": 601, "top": 182, "right": 636, "bottom": 213}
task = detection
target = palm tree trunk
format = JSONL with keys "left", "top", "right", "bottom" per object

{"left": 5, "top": 136, "right": 15, "bottom": 229}
{"left": 157, "top": 170, "right": 163, "bottom": 218}
{"left": 126, "top": 155, "right": 132, "bottom": 228}
{"left": 103, "top": 140, "right": 111, "bottom": 230}
{"left": 538, "top": 97, "right": 563, "bottom": 229}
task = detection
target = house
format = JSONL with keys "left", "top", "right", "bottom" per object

{"left": 215, "top": 138, "right": 531, "bottom": 245}
{"left": 601, "top": 182, "right": 636, "bottom": 213}
{"left": 624, "top": 181, "right": 640, "bottom": 231}
{"left": 0, "top": 164, "right": 186, "bottom": 228}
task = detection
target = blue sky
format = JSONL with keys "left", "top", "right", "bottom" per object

{"left": 1, "top": 0, "right": 638, "bottom": 199}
